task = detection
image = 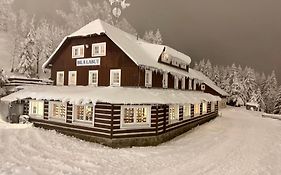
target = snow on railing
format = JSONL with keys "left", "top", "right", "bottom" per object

{"left": 262, "top": 113, "right": 281, "bottom": 121}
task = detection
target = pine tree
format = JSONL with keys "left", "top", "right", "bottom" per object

{"left": 143, "top": 29, "right": 163, "bottom": 44}
{"left": 263, "top": 71, "right": 278, "bottom": 113}
{"left": 274, "top": 86, "right": 281, "bottom": 114}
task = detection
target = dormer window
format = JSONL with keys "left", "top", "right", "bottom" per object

{"left": 161, "top": 53, "right": 171, "bottom": 63}
{"left": 92, "top": 42, "right": 106, "bottom": 57}
{"left": 180, "top": 64, "right": 187, "bottom": 69}
{"left": 72, "top": 45, "right": 84, "bottom": 58}
{"left": 145, "top": 70, "right": 152, "bottom": 88}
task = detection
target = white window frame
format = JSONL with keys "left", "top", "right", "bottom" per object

{"left": 163, "top": 72, "right": 168, "bottom": 89}
{"left": 194, "top": 79, "right": 197, "bottom": 90}
{"left": 49, "top": 101, "right": 67, "bottom": 122}
{"left": 161, "top": 53, "right": 171, "bottom": 64}
{"left": 174, "top": 76, "right": 179, "bottom": 89}
{"left": 68, "top": 71, "right": 77, "bottom": 86}
{"left": 88, "top": 70, "right": 99, "bottom": 86}
{"left": 181, "top": 77, "right": 185, "bottom": 90}
{"left": 29, "top": 100, "right": 44, "bottom": 118}
{"left": 92, "top": 42, "right": 106, "bottom": 57}
{"left": 202, "top": 102, "right": 208, "bottom": 114}
{"left": 211, "top": 102, "right": 216, "bottom": 112}
{"left": 189, "top": 79, "right": 192, "bottom": 90}
{"left": 194, "top": 103, "right": 200, "bottom": 117}
{"left": 73, "top": 105, "right": 94, "bottom": 125}
{"left": 145, "top": 70, "right": 152, "bottom": 88}
{"left": 183, "top": 104, "right": 191, "bottom": 120}
{"left": 169, "top": 105, "right": 179, "bottom": 124}
{"left": 56, "top": 71, "right": 64, "bottom": 86}
{"left": 120, "top": 105, "right": 151, "bottom": 129}
{"left": 110, "top": 69, "right": 121, "bottom": 87}
{"left": 201, "top": 84, "right": 206, "bottom": 91}
{"left": 72, "top": 45, "right": 84, "bottom": 58}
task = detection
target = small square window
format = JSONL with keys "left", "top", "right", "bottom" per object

{"left": 72, "top": 45, "right": 84, "bottom": 58}
{"left": 201, "top": 84, "right": 206, "bottom": 91}
{"left": 92, "top": 42, "right": 106, "bottom": 57}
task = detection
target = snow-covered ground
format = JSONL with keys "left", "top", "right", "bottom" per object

{"left": 1, "top": 107, "right": 281, "bottom": 175}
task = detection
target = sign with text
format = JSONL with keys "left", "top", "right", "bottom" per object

{"left": 76, "top": 58, "right": 101, "bottom": 66}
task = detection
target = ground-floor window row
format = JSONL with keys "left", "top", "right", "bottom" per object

{"left": 28, "top": 101, "right": 218, "bottom": 129}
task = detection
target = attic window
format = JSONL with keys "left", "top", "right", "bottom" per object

{"left": 72, "top": 45, "right": 84, "bottom": 58}
{"left": 92, "top": 42, "right": 106, "bottom": 57}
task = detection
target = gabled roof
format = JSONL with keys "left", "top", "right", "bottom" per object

{"left": 42, "top": 19, "right": 191, "bottom": 71}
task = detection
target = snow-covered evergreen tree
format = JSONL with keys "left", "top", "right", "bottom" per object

{"left": 15, "top": 17, "right": 37, "bottom": 78}
{"left": 143, "top": 29, "right": 163, "bottom": 44}
{"left": 0, "top": 0, "right": 14, "bottom": 32}
{"left": 274, "top": 86, "right": 281, "bottom": 114}
{"left": 263, "top": 71, "right": 278, "bottom": 113}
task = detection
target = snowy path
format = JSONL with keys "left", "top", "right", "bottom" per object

{"left": 1, "top": 107, "right": 281, "bottom": 175}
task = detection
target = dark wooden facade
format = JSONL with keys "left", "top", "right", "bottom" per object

{"left": 24, "top": 101, "right": 219, "bottom": 147}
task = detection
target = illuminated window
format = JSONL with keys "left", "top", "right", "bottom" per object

{"left": 68, "top": 71, "right": 77, "bottom": 86}
{"left": 202, "top": 102, "right": 207, "bottom": 114}
{"left": 110, "top": 69, "right": 121, "bottom": 86}
{"left": 89, "top": 70, "right": 98, "bottom": 86}
{"left": 49, "top": 102, "right": 66, "bottom": 120}
{"left": 145, "top": 70, "right": 152, "bottom": 87}
{"left": 92, "top": 42, "right": 106, "bottom": 57}
{"left": 29, "top": 100, "right": 44, "bottom": 118}
{"left": 169, "top": 105, "right": 179, "bottom": 124}
{"left": 74, "top": 105, "right": 94, "bottom": 123}
{"left": 72, "top": 45, "right": 84, "bottom": 58}
{"left": 56, "top": 71, "right": 64, "bottom": 86}
{"left": 183, "top": 104, "right": 191, "bottom": 119}
{"left": 194, "top": 104, "right": 200, "bottom": 117}
{"left": 121, "top": 106, "right": 151, "bottom": 128}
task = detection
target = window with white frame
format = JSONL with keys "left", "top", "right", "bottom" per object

{"left": 211, "top": 102, "right": 216, "bottom": 112}
{"left": 183, "top": 104, "right": 191, "bottom": 119}
{"left": 29, "top": 100, "right": 44, "bottom": 118}
{"left": 110, "top": 69, "right": 121, "bottom": 86}
{"left": 174, "top": 76, "right": 179, "bottom": 89}
{"left": 202, "top": 102, "right": 208, "bottom": 114}
{"left": 181, "top": 77, "right": 185, "bottom": 90}
{"left": 121, "top": 106, "right": 151, "bottom": 128}
{"left": 194, "top": 104, "right": 200, "bottom": 117}
{"left": 49, "top": 102, "right": 66, "bottom": 120}
{"left": 193, "top": 79, "right": 197, "bottom": 90}
{"left": 169, "top": 105, "right": 179, "bottom": 124}
{"left": 163, "top": 72, "right": 168, "bottom": 88}
{"left": 180, "top": 64, "right": 187, "bottom": 69}
{"left": 74, "top": 105, "right": 94, "bottom": 123}
{"left": 68, "top": 71, "right": 77, "bottom": 86}
{"left": 161, "top": 53, "right": 171, "bottom": 63}
{"left": 56, "top": 71, "right": 64, "bottom": 86}
{"left": 88, "top": 70, "right": 98, "bottom": 86}
{"left": 72, "top": 45, "right": 84, "bottom": 58}
{"left": 145, "top": 70, "right": 152, "bottom": 87}
{"left": 201, "top": 84, "right": 206, "bottom": 91}
{"left": 189, "top": 79, "right": 192, "bottom": 90}
{"left": 92, "top": 42, "right": 106, "bottom": 57}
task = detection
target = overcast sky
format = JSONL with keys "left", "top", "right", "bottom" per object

{"left": 14, "top": 0, "right": 281, "bottom": 82}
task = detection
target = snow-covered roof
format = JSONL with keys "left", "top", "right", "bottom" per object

{"left": 1, "top": 86, "right": 221, "bottom": 105}
{"left": 42, "top": 19, "right": 191, "bottom": 71}
{"left": 190, "top": 69, "right": 229, "bottom": 97}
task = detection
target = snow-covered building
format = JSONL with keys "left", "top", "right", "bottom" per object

{"left": 246, "top": 102, "right": 260, "bottom": 111}
{"left": 1, "top": 19, "right": 222, "bottom": 147}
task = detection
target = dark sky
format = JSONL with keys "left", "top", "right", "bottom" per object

{"left": 14, "top": 0, "right": 281, "bottom": 83}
